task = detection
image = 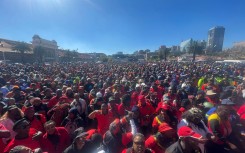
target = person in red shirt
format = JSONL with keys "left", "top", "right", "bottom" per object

{"left": 118, "top": 94, "right": 132, "bottom": 117}
{"left": 137, "top": 95, "right": 155, "bottom": 136}
{"left": 42, "top": 88, "right": 53, "bottom": 104}
{"left": 22, "top": 105, "right": 46, "bottom": 133}
{"left": 88, "top": 103, "right": 114, "bottom": 135}
{"left": 4, "top": 118, "right": 42, "bottom": 153}
{"left": 47, "top": 99, "right": 70, "bottom": 126}
{"left": 150, "top": 83, "right": 164, "bottom": 102}
{"left": 145, "top": 123, "right": 177, "bottom": 153}
{"left": 131, "top": 84, "right": 141, "bottom": 107}
{"left": 108, "top": 96, "right": 119, "bottom": 118}
{"left": 47, "top": 89, "right": 63, "bottom": 109}
{"left": 156, "top": 95, "right": 178, "bottom": 129}
{"left": 152, "top": 105, "right": 170, "bottom": 133}
{"left": 41, "top": 120, "right": 71, "bottom": 153}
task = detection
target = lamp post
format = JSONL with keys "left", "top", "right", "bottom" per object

{"left": 192, "top": 41, "right": 196, "bottom": 62}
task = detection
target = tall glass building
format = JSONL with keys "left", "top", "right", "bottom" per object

{"left": 207, "top": 26, "right": 225, "bottom": 52}
{"left": 180, "top": 39, "right": 193, "bottom": 52}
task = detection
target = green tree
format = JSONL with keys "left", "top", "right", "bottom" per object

{"left": 33, "top": 46, "right": 46, "bottom": 63}
{"left": 12, "top": 42, "right": 31, "bottom": 63}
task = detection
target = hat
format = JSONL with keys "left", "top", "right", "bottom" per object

{"left": 178, "top": 126, "right": 202, "bottom": 139}
{"left": 206, "top": 90, "right": 216, "bottom": 96}
{"left": 160, "top": 104, "right": 170, "bottom": 110}
{"left": 13, "top": 118, "right": 29, "bottom": 131}
{"left": 221, "top": 99, "right": 235, "bottom": 105}
{"left": 158, "top": 123, "right": 173, "bottom": 133}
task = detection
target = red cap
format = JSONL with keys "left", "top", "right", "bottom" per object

{"left": 178, "top": 126, "right": 202, "bottom": 139}
{"left": 161, "top": 104, "right": 170, "bottom": 110}
{"left": 158, "top": 122, "right": 173, "bottom": 133}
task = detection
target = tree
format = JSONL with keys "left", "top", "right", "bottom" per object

{"left": 33, "top": 46, "right": 46, "bottom": 63}
{"left": 12, "top": 42, "right": 31, "bottom": 63}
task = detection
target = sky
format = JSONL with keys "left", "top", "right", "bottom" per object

{"left": 0, "top": 0, "right": 245, "bottom": 55}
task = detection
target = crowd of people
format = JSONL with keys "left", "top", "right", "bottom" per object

{"left": 0, "top": 61, "right": 245, "bottom": 153}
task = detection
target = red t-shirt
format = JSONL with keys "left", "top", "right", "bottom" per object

{"left": 47, "top": 96, "right": 60, "bottom": 109}
{"left": 118, "top": 104, "right": 131, "bottom": 117}
{"left": 131, "top": 91, "right": 139, "bottom": 107}
{"left": 4, "top": 128, "right": 41, "bottom": 153}
{"left": 138, "top": 102, "right": 155, "bottom": 126}
{"left": 41, "top": 127, "right": 70, "bottom": 153}
{"left": 95, "top": 111, "right": 114, "bottom": 135}
{"left": 29, "top": 114, "right": 46, "bottom": 133}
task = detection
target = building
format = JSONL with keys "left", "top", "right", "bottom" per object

{"left": 0, "top": 39, "right": 34, "bottom": 63}
{"left": 180, "top": 39, "right": 193, "bottom": 52}
{"left": 32, "top": 35, "right": 58, "bottom": 62}
{"left": 207, "top": 26, "right": 225, "bottom": 52}
{"left": 170, "top": 45, "right": 180, "bottom": 52}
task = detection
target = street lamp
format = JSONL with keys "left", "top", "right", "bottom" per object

{"left": 192, "top": 41, "right": 197, "bottom": 62}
